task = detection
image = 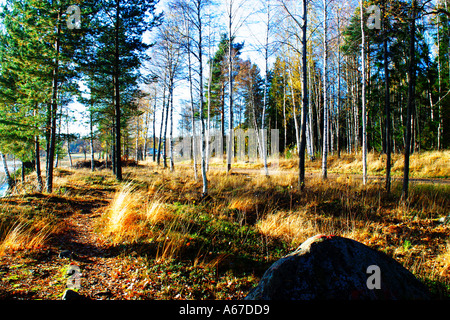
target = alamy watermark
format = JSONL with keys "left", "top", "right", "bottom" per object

{"left": 366, "top": 5, "right": 381, "bottom": 30}
{"left": 66, "top": 5, "right": 81, "bottom": 30}
{"left": 66, "top": 263, "right": 81, "bottom": 290}
{"left": 366, "top": 265, "right": 381, "bottom": 290}
{"left": 63, "top": 4, "right": 381, "bottom": 31}
{"left": 173, "top": 128, "right": 280, "bottom": 167}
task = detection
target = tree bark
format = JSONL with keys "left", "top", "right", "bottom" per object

{"left": 153, "top": 88, "right": 157, "bottom": 162}
{"left": 360, "top": 0, "right": 367, "bottom": 185}
{"left": 157, "top": 81, "right": 167, "bottom": 166}
{"left": 1, "top": 153, "right": 13, "bottom": 191}
{"left": 322, "top": 0, "right": 328, "bottom": 180}
{"left": 114, "top": 0, "right": 122, "bottom": 181}
{"left": 402, "top": 0, "right": 417, "bottom": 200}
{"left": 298, "top": 0, "right": 308, "bottom": 189}
{"left": 169, "top": 76, "right": 175, "bottom": 172}
{"left": 90, "top": 109, "right": 95, "bottom": 171}
{"left": 186, "top": 23, "right": 198, "bottom": 180}
{"left": 383, "top": 0, "right": 391, "bottom": 194}
{"left": 35, "top": 135, "right": 43, "bottom": 193}
{"left": 46, "top": 7, "right": 61, "bottom": 193}
{"left": 261, "top": 0, "right": 270, "bottom": 177}
{"left": 197, "top": 0, "right": 208, "bottom": 195}
{"left": 227, "top": 1, "right": 234, "bottom": 173}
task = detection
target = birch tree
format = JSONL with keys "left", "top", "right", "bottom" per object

{"left": 224, "top": 0, "right": 251, "bottom": 173}
{"left": 249, "top": 0, "right": 279, "bottom": 176}
{"left": 278, "top": 0, "right": 309, "bottom": 188}
{"left": 171, "top": 0, "right": 213, "bottom": 195}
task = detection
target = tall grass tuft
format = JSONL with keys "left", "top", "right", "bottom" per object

{"left": 0, "top": 221, "right": 54, "bottom": 255}
{"left": 103, "top": 183, "right": 144, "bottom": 243}
{"left": 256, "top": 209, "right": 318, "bottom": 246}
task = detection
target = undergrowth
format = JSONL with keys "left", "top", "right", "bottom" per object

{"left": 0, "top": 151, "right": 449, "bottom": 299}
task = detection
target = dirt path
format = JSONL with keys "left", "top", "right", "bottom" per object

{"left": 0, "top": 191, "right": 150, "bottom": 300}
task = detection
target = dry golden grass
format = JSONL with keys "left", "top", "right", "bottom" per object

{"left": 277, "top": 150, "right": 450, "bottom": 178}
{"left": 437, "top": 243, "right": 450, "bottom": 277}
{"left": 3, "top": 157, "right": 448, "bottom": 298}
{"left": 144, "top": 198, "right": 169, "bottom": 225}
{"left": 102, "top": 183, "right": 147, "bottom": 243}
{"left": 228, "top": 196, "right": 254, "bottom": 212}
{"left": 0, "top": 221, "right": 55, "bottom": 255}
{"left": 256, "top": 209, "right": 317, "bottom": 246}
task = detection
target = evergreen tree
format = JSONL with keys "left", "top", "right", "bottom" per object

{"left": 78, "top": 0, "right": 162, "bottom": 181}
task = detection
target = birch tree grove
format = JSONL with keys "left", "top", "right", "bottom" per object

{"left": 277, "top": 0, "right": 309, "bottom": 188}
{"left": 169, "top": 0, "right": 211, "bottom": 195}
{"left": 0, "top": 0, "right": 448, "bottom": 198}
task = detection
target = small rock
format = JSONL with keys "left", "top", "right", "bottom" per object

{"left": 245, "top": 234, "right": 431, "bottom": 300}
{"left": 59, "top": 250, "right": 73, "bottom": 259}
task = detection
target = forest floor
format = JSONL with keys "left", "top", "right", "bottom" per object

{"left": 0, "top": 151, "right": 449, "bottom": 300}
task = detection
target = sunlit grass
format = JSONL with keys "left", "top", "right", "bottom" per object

{"left": 0, "top": 221, "right": 55, "bottom": 255}
{"left": 277, "top": 150, "right": 450, "bottom": 178}
{"left": 2, "top": 152, "right": 449, "bottom": 298}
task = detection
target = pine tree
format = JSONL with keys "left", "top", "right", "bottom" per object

{"left": 0, "top": 0, "right": 86, "bottom": 193}
{"left": 78, "top": 0, "right": 162, "bottom": 180}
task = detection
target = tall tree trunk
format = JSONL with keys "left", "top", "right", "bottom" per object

{"left": 66, "top": 108, "right": 73, "bottom": 167}
{"left": 45, "top": 103, "right": 51, "bottom": 175}
{"left": 307, "top": 57, "right": 314, "bottom": 158}
{"left": 153, "top": 89, "right": 157, "bottom": 162}
{"left": 1, "top": 153, "right": 13, "bottom": 191}
{"left": 337, "top": 12, "right": 341, "bottom": 158}
{"left": 206, "top": 58, "right": 212, "bottom": 172}
{"left": 111, "top": 122, "right": 116, "bottom": 172}
{"left": 55, "top": 108, "right": 62, "bottom": 169}
{"left": 283, "top": 64, "right": 287, "bottom": 154}
{"left": 261, "top": 0, "right": 270, "bottom": 177}
{"left": 32, "top": 107, "right": 43, "bottom": 193}
{"left": 163, "top": 85, "right": 170, "bottom": 169}
{"left": 384, "top": 0, "right": 391, "bottom": 194}
{"left": 90, "top": 109, "right": 95, "bottom": 172}
{"left": 187, "top": 25, "right": 198, "bottom": 180}
{"left": 143, "top": 102, "right": 150, "bottom": 161}
{"left": 402, "top": 0, "right": 417, "bottom": 200}
{"left": 198, "top": 0, "right": 208, "bottom": 196}
{"left": 46, "top": 7, "right": 61, "bottom": 193}
{"left": 360, "top": 0, "right": 367, "bottom": 185}
{"left": 135, "top": 115, "right": 140, "bottom": 162}
{"left": 322, "top": 0, "right": 328, "bottom": 180}
{"left": 169, "top": 77, "right": 174, "bottom": 172}
{"left": 35, "top": 136, "right": 43, "bottom": 193}
{"left": 157, "top": 82, "right": 167, "bottom": 166}
{"left": 114, "top": 0, "right": 122, "bottom": 181}
{"left": 221, "top": 83, "right": 225, "bottom": 162}
{"left": 354, "top": 59, "right": 359, "bottom": 153}
{"left": 288, "top": 68, "right": 300, "bottom": 151}
{"left": 298, "top": 0, "right": 308, "bottom": 189}
{"left": 227, "top": 1, "right": 234, "bottom": 173}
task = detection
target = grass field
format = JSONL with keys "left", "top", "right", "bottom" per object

{"left": 0, "top": 151, "right": 449, "bottom": 299}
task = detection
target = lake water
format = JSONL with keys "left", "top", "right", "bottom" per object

{"left": 0, "top": 161, "right": 19, "bottom": 197}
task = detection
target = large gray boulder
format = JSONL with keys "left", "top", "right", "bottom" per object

{"left": 245, "top": 234, "right": 431, "bottom": 300}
